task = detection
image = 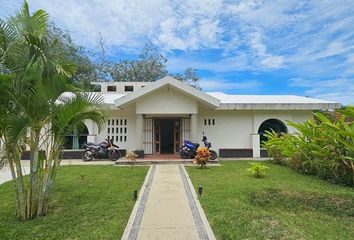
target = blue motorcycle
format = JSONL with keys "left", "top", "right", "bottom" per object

{"left": 179, "top": 132, "right": 218, "bottom": 160}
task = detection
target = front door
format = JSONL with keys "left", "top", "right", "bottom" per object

{"left": 154, "top": 119, "right": 180, "bottom": 154}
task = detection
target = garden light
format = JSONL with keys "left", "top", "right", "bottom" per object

{"left": 198, "top": 185, "right": 203, "bottom": 197}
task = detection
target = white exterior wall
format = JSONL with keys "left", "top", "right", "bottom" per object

{"left": 136, "top": 86, "right": 198, "bottom": 114}
{"left": 89, "top": 88, "right": 313, "bottom": 156}
{"left": 93, "top": 81, "right": 148, "bottom": 93}
{"left": 96, "top": 107, "right": 137, "bottom": 152}
{"left": 93, "top": 106, "right": 313, "bottom": 153}
{"left": 197, "top": 107, "right": 313, "bottom": 151}
{"left": 253, "top": 110, "right": 313, "bottom": 134}
{"left": 198, "top": 107, "right": 254, "bottom": 150}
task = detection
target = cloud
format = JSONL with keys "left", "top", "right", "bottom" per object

{"left": 2, "top": 1, "right": 353, "bottom": 72}
{"left": 290, "top": 78, "right": 354, "bottom": 105}
{"left": 2, "top": 0, "right": 354, "bottom": 102}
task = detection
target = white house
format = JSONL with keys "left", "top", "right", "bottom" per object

{"left": 79, "top": 76, "right": 340, "bottom": 158}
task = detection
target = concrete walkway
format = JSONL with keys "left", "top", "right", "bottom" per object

{"left": 0, "top": 160, "right": 115, "bottom": 185}
{"left": 122, "top": 164, "right": 215, "bottom": 240}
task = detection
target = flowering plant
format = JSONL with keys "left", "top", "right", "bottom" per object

{"left": 125, "top": 151, "right": 138, "bottom": 161}
{"left": 194, "top": 147, "right": 211, "bottom": 167}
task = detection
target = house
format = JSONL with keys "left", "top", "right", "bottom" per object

{"left": 78, "top": 76, "right": 340, "bottom": 158}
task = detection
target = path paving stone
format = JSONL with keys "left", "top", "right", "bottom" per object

{"left": 123, "top": 164, "right": 215, "bottom": 240}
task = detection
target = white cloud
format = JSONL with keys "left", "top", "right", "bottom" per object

{"left": 1, "top": 0, "right": 354, "bottom": 75}
{"left": 290, "top": 78, "right": 354, "bottom": 105}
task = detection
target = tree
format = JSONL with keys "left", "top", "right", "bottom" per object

{"left": 108, "top": 42, "right": 201, "bottom": 89}
{"left": 47, "top": 22, "right": 97, "bottom": 89}
{"left": 110, "top": 42, "right": 167, "bottom": 82}
{"left": 0, "top": 1, "right": 105, "bottom": 220}
{"left": 173, "top": 67, "right": 201, "bottom": 90}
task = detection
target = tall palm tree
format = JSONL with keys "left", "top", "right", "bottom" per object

{"left": 0, "top": 2, "right": 105, "bottom": 220}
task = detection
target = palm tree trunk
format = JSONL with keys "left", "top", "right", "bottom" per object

{"left": 12, "top": 151, "right": 27, "bottom": 220}
{"left": 28, "top": 129, "right": 41, "bottom": 219}
{"left": 38, "top": 143, "right": 60, "bottom": 215}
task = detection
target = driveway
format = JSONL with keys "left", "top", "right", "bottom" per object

{"left": 0, "top": 160, "right": 115, "bottom": 185}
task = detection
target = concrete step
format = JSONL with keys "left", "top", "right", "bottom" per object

{"left": 115, "top": 159, "right": 219, "bottom": 165}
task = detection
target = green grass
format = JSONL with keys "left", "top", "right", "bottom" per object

{"left": 187, "top": 161, "right": 354, "bottom": 240}
{"left": 0, "top": 165, "right": 148, "bottom": 240}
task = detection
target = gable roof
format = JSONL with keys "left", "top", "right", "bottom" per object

{"left": 114, "top": 76, "right": 220, "bottom": 108}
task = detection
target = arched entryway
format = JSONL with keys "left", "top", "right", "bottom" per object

{"left": 258, "top": 118, "right": 287, "bottom": 145}
{"left": 64, "top": 123, "right": 89, "bottom": 149}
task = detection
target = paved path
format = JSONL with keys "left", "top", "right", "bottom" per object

{"left": 0, "top": 160, "right": 114, "bottom": 185}
{"left": 0, "top": 162, "right": 30, "bottom": 185}
{"left": 122, "top": 164, "right": 215, "bottom": 240}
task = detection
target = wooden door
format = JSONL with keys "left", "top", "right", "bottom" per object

{"left": 154, "top": 119, "right": 181, "bottom": 154}
{"left": 173, "top": 119, "right": 181, "bottom": 153}
{"left": 154, "top": 119, "right": 160, "bottom": 153}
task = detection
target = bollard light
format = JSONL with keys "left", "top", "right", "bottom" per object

{"left": 133, "top": 190, "right": 138, "bottom": 200}
{"left": 198, "top": 185, "right": 203, "bottom": 197}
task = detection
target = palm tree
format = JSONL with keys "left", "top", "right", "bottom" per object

{"left": 0, "top": 2, "right": 105, "bottom": 220}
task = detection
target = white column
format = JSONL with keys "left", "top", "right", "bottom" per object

{"left": 84, "top": 120, "right": 98, "bottom": 144}
{"left": 136, "top": 114, "right": 144, "bottom": 150}
{"left": 190, "top": 113, "right": 198, "bottom": 143}
{"left": 252, "top": 134, "right": 260, "bottom": 158}
{"left": 87, "top": 135, "right": 96, "bottom": 143}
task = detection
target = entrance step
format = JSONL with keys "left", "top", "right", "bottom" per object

{"left": 115, "top": 159, "right": 219, "bottom": 165}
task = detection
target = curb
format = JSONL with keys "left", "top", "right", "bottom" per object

{"left": 180, "top": 164, "right": 217, "bottom": 240}
{"left": 120, "top": 165, "right": 155, "bottom": 240}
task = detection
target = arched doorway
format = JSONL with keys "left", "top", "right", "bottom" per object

{"left": 258, "top": 119, "right": 287, "bottom": 146}
{"left": 64, "top": 123, "right": 89, "bottom": 149}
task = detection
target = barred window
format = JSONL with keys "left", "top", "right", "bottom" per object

{"left": 107, "top": 118, "right": 128, "bottom": 142}
{"left": 204, "top": 118, "right": 216, "bottom": 126}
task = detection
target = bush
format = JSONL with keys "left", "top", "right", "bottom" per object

{"left": 247, "top": 163, "right": 269, "bottom": 178}
{"left": 263, "top": 106, "right": 354, "bottom": 186}
{"left": 194, "top": 147, "right": 211, "bottom": 167}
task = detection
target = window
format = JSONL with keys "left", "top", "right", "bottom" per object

{"left": 204, "top": 118, "right": 216, "bottom": 126}
{"left": 124, "top": 85, "right": 134, "bottom": 92}
{"left": 106, "top": 118, "right": 128, "bottom": 143}
{"left": 107, "top": 86, "right": 117, "bottom": 92}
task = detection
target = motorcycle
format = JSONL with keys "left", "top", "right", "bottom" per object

{"left": 81, "top": 138, "right": 121, "bottom": 161}
{"left": 179, "top": 132, "right": 218, "bottom": 160}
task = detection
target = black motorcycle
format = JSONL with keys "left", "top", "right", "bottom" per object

{"left": 179, "top": 132, "right": 218, "bottom": 160}
{"left": 82, "top": 138, "right": 121, "bottom": 161}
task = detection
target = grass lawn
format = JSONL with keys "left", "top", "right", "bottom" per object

{"left": 0, "top": 165, "right": 148, "bottom": 240}
{"left": 187, "top": 161, "right": 354, "bottom": 240}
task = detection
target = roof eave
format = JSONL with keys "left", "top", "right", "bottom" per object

{"left": 217, "top": 103, "right": 341, "bottom": 110}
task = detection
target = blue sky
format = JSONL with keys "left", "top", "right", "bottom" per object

{"left": 1, "top": 0, "right": 353, "bottom": 104}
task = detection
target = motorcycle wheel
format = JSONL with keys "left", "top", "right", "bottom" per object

{"left": 179, "top": 149, "right": 190, "bottom": 159}
{"left": 82, "top": 150, "right": 94, "bottom": 161}
{"left": 108, "top": 150, "right": 120, "bottom": 161}
{"left": 209, "top": 150, "right": 218, "bottom": 161}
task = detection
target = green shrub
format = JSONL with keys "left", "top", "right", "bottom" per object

{"left": 264, "top": 106, "right": 354, "bottom": 186}
{"left": 247, "top": 163, "right": 270, "bottom": 178}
